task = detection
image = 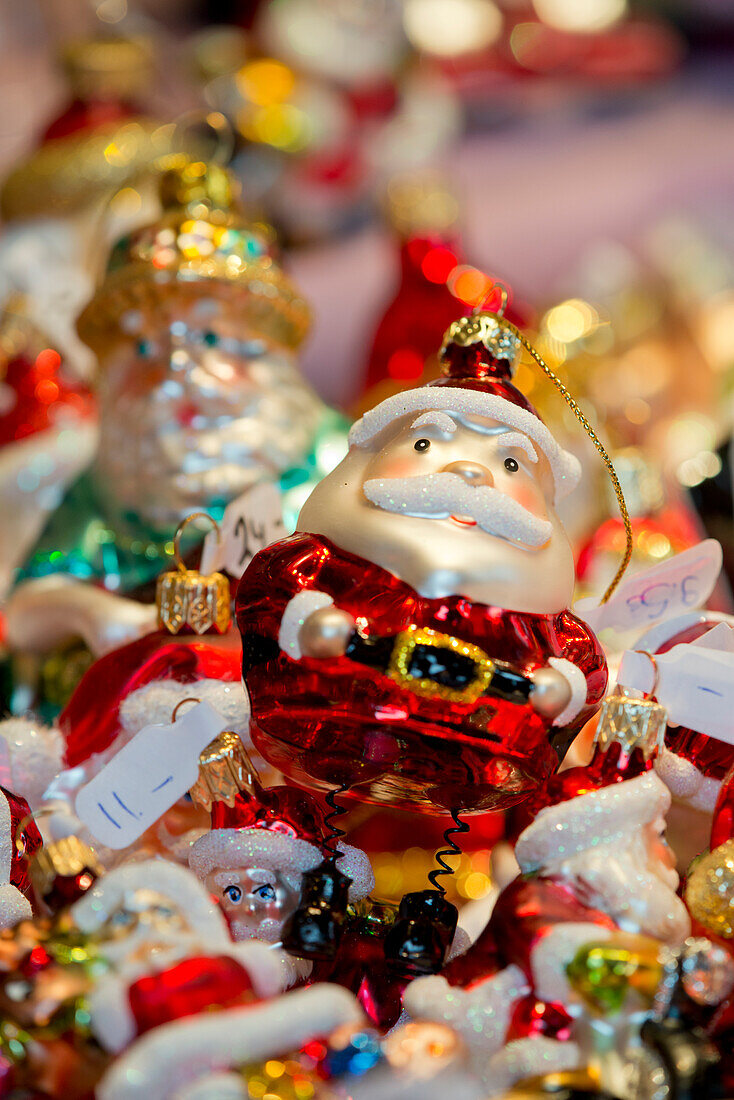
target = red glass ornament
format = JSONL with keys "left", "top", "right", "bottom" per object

{"left": 211, "top": 784, "right": 327, "bottom": 848}
{"left": 127, "top": 955, "right": 256, "bottom": 1035}
{"left": 6, "top": 787, "right": 42, "bottom": 900}
{"left": 0, "top": 350, "right": 93, "bottom": 447}
{"left": 59, "top": 630, "right": 242, "bottom": 768}
{"left": 315, "top": 923, "right": 407, "bottom": 1030}
{"left": 42, "top": 98, "right": 136, "bottom": 143}
{"left": 237, "top": 534, "right": 607, "bottom": 815}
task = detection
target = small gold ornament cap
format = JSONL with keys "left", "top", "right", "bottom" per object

{"left": 156, "top": 512, "right": 231, "bottom": 636}
{"left": 595, "top": 655, "right": 667, "bottom": 762}
{"left": 189, "top": 729, "right": 259, "bottom": 811}
{"left": 439, "top": 307, "right": 521, "bottom": 374}
{"left": 30, "top": 835, "right": 102, "bottom": 899}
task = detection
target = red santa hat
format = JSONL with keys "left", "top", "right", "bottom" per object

{"left": 59, "top": 631, "right": 246, "bottom": 768}
{"left": 348, "top": 311, "right": 582, "bottom": 503}
{"left": 188, "top": 784, "right": 374, "bottom": 902}
{"left": 516, "top": 692, "right": 669, "bottom": 872}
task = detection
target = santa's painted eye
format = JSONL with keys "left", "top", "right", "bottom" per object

{"left": 254, "top": 884, "right": 276, "bottom": 901}
{"left": 414, "top": 438, "right": 431, "bottom": 452}
{"left": 504, "top": 457, "right": 519, "bottom": 473}
{"left": 224, "top": 884, "right": 242, "bottom": 903}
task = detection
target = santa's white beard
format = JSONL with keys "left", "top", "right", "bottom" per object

{"left": 363, "top": 473, "right": 552, "bottom": 548}
{"left": 552, "top": 835, "right": 691, "bottom": 946}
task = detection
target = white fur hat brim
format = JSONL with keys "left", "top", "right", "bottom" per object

{"left": 188, "top": 829, "right": 374, "bottom": 902}
{"left": 349, "top": 388, "right": 582, "bottom": 502}
{"left": 515, "top": 771, "right": 671, "bottom": 872}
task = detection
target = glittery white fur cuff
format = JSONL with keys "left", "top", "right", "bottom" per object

{"left": 349, "top": 389, "right": 582, "bottom": 502}
{"left": 278, "top": 590, "right": 334, "bottom": 661}
{"left": 548, "top": 657, "right": 588, "bottom": 727}
{"left": 188, "top": 829, "right": 374, "bottom": 902}
{"left": 515, "top": 770, "right": 670, "bottom": 870}
{"left": 655, "top": 746, "right": 722, "bottom": 812}
{"left": 120, "top": 680, "right": 249, "bottom": 738}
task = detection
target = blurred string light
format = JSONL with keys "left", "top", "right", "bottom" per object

{"left": 532, "top": 0, "right": 627, "bottom": 33}
{"left": 233, "top": 59, "right": 313, "bottom": 153}
{"left": 403, "top": 0, "right": 503, "bottom": 57}
{"left": 95, "top": 0, "right": 127, "bottom": 23}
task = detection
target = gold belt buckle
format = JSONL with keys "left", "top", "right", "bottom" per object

{"left": 386, "top": 626, "right": 495, "bottom": 704}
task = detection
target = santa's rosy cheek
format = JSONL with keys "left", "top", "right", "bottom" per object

{"left": 369, "top": 454, "right": 429, "bottom": 480}
{"left": 501, "top": 480, "right": 546, "bottom": 515}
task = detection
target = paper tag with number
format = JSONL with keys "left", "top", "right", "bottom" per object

{"left": 75, "top": 702, "right": 226, "bottom": 849}
{"left": 618, "top": 638, "right": 734, "bottom": 744}
{"left": 574, "top": 539, "right": 722, "bottom": 635}
{"left": 201, "top": 482, "right": 285, "bottom": 579}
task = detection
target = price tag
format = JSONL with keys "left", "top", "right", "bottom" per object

{"left": 618, "top": 636, "right": 734, "bottom": 744}
{"left": 575, "top": 540, "right": 722, "bottom": 635}
{"left": 201, "top": 482, "right": 285, "bottom": 579}
{"left": 75, "top": 702, "right": 226, "bottom": 849}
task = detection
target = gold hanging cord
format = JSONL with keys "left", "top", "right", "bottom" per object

{"left": 484, "top": 283, "right": 633, "bottom": 604}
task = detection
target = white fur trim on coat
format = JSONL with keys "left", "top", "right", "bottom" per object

{"left": 530, "top": 922, "right": 613, "bottom": 1005}
{"left": 349, "top": 389, "right": 581, "bottom": 502}
{"left": 278, "top": 590, "right": 334, "bottom": 660}
{"left": 96, "top": 985, "right": 365, "bottom": 1100}
{"left": 548, "top": 657, "right": 588, "bottom": 727}
{"left": 188, "top": 828, "right": 374, "bottom": 902}
{"left": 515, "top": 771, "right": 670, "bottom": 871}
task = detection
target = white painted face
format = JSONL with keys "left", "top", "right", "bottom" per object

{"left": 91, "top": 888, "right": 204, "bottom": 976}
{"left": 204, "top": 867, "right": 299, "bottom": 942}
{"left": 298, "top": 410, "right": 576, "bottom": 613}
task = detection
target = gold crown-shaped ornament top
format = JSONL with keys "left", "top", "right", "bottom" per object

{"left": 30, "top": 835, "right": 103, "bottom": 899}
{"left": 156, "top": 513, "right": 231, "bottom": 636}
{"left": 77, "top": 158, "right": 311, "bottom": 354}
{"left": 594, "top": 686, "right": 667, "bottom": 760}
{"left": 189, "top": 730, "right": 259, "bottom": 811}
{"left": 439, "top": 311, "right": 521, "bottom": 371}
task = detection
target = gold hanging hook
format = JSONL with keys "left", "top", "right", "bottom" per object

{"left": 173, "top": 512, "right": 221, "bottom": 573}
{"left": 172, "top": 697, "right": 202, "bottom": 722}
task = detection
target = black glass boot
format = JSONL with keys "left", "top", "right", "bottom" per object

{"left": 281, "top": 860, "right": 351, "bottom": 961}
{"left": 384, "top": 889, "right": 458, "bottom": 977}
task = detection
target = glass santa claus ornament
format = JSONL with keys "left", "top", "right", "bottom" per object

{"left": 237, "top": 305, "right": 610, "bottom": 817}
{"left": 15, "top": 159, "right": 347, "bottom": 596}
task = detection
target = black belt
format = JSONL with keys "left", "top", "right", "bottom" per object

{"left": 345, "top": 625, "right": 532, "bottom": 706}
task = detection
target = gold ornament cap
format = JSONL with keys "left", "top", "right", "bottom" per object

{"left": 30, "top": 835, "right": 102, "bottom": 899}
{"left": 439, "top": 309, "right": 521, "bottom": 372}
{"left": 189, "top": 730, "right": 259, "bottom": 811}
{"left": 685, "top": 839, "right": 734, "bottom": 940}
{"left": 594, "top": 691, "right": 667, "bottom": 761}
{"left": 61, "top": 35, "right": 154, "bottom": 101}
{"left": 156, "top": 513, "right": 231, "bottom": 636}
{"left": 77, "top": 158, "right": 311, "bottom": 353}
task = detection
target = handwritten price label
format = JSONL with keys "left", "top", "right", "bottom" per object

{"left": 75, "top": 702, "right": 226, "bottom": 849}
{"left": 201, "top": 482, "right": 285, "bottom": 580}
{"left": 618, "top": 633, "right": 734, "bottom": 743}
{"left": 575, "top": 540, "right": 722, "bottom": 635}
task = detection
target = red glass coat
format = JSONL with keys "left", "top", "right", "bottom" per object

{"left": 236, "top": 534, "right": 607, "bottom": 814}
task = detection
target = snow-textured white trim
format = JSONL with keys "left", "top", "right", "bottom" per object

{"left": 530, "top": 922, "right": 612, "bottom": 1005}
{"left": 548, "top": 657, "right": 588, "bottom": 727}
{"left": 88, "top": 976, "right": 136, "bottom": 1053}
{"left": 655, "top": 747, "right": 722, "bottom": 812}
{"left": 516, "top": 771, "right": 670, "bottom": 870}
{"left": 0, "top": 717, "right": 63, "bottom": 809}
{"left": 349, "top": 389, "right": 581, "bottom": 502}
{"left": 188, "top": 830, "right": 374, "bottom": 902}
{"left": 0, "top": 884, "right": 32, "bottom": 929}
{"left": 278, "top": 590, "right": 334, "bottom": 660}
{"left": 485, "top": 1036, "right": 582, "bottom": 1097}
{"left": 97, "top": 985, "right": 365, "bottom": 1100}
{"left": 120, "top": 679, "right": 249, "bottom": 738}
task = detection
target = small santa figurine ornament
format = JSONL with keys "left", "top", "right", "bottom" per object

{"left": 237, "top": 300, "right": 618, "bottom": 971}
{"left": 405, "top": 686, "right": 692, "bottom": 1094}
{"left": 187, "top": 745, "right": 374, "bottom": 950}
